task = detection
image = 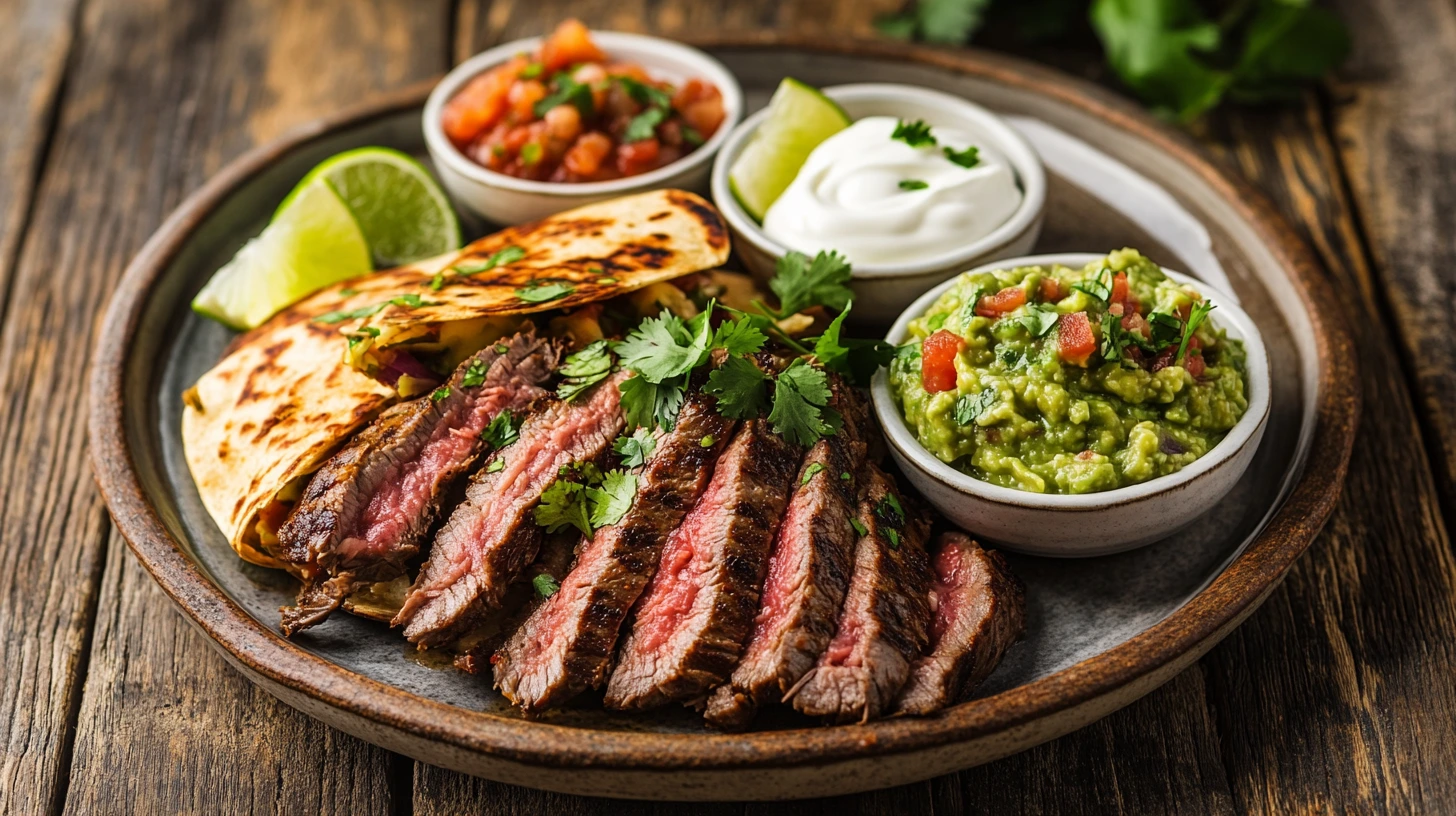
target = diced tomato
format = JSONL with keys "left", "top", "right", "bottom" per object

{"left": 562, "top": 132, "right": 613, "bottom": 177}
{"left": 440, "top": 57, "right": 525, "bottom": 146}
{"left": 1039, "top": 277, "right": 1062, "bottom": 302}
{"left": 673, "top": 78, "right": 726, "bottom": 139}
{"left": 540, "top": 19, "right": 606, "bottom": 72}
{"left": 1111, "top": 272, "right": 1129, "bottom": 306}
{"left": 1057, "top": 312, "right": 1096, "bottom": 366}
{"left": 616, "top": 137, "right": 660, "bottom": 176}
{"left": 508, "top": 79, "right": 548, "bottom": 122}
{"left": 975, "top": 286, "right": 1028, "bottom": 318}
{"left": 921, "top": 330, "right": 963, "bottom": 393}
{"left": 1185, "top": 352, "right": 1206, "bottom": 379}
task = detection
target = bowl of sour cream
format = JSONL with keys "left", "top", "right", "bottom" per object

{"left": 711, "top": 83, "right": 1046, "bottom": 325}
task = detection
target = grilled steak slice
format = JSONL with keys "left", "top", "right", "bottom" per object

{"left": 495, "top": 390, "right": 736, "bottom": 711}
{"left": 394, "top": 371, "right": 626, "bottom": 647}
{"left": 604, "top": 418, "right": 800, "bottom": 711}
{"left": 791, "top": 463, "right": 931, "bottom": 724}
{"left": 276, "top": 332, "right": 557, "bottom": 635}
{"left": 704, "top": 381, "right": 868, "bottom": 730}
{"left": 893, "top": 533, "right": 1025, "bottom": 715}
{"left": 455, "top": 528, "right": 581, "bottom": 676}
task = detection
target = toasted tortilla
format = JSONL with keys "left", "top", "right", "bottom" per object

{"left": 183, "top": 189, "right": 729, "bottom": 568}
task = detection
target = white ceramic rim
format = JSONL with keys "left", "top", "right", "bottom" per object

{"left": 709, "top": 83, "right": 1047, "bottom": 280}
{"left": 423, "top": 31, "right": 744, "bottom": 196}
{"left": 869, "top": 252, "right": 1272, "bottom": 511}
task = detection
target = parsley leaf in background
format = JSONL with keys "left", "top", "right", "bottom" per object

{"left": 613, "top": 428, "right": 658, "bottom": 468}
{"left": 769, "top": 250, "right": 854, "bottom": 317}
{"left": 704, "top": 354, "right": 771, "bottom": 419}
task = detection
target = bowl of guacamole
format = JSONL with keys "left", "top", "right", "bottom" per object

{"left": 871, "top": 249, "right": 1270, "bottom": 556}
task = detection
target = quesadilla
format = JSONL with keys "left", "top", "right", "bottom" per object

{"left": 183, "top": 189, "right": 729, "bottom": 569}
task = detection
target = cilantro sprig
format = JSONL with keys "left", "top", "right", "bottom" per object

{"left": 764, "top": 250, "right": 854, "bottom": 318}
{"left": 1176, "top": 301, "right": 1215, "bottom": 364}
{"left": 556, "top": 340, "right": 614, "bottom": 402}
{"left": 613, "top": 428, "right": 657, "bottom": 468}
{"left": 533, "top": 466, "right": 638, "bottom": 537}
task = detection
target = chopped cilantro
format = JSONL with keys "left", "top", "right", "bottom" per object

{"left": 619, "top": 373, "right": 685, "bottom": 432}
{"left": 1001, "top": 349, "right": 1029, "bottom": 371}
{"left": 954, "top": 388, "right": 998, "bottom": 425}
{"left": 485, "top": 458, "right": 505, "bottom": 474}
{"left": 461, "top": 358, "right": 489, "bottom": 388}
{"left": 926, "top": 312, "right": 949, "bottom": 332}
{"left": 533, "top": 74, "right": 594, "bottom": 118}
{"left": 613, "top": 428, "right": 657, "bottom": 467}
{"left": 813, "top": 307, "right": 895, "bottom": 386}
{"left": 519, "top": 62, "right": 543, "bottom": 79}
{"left": 699, "top": 435, "right": 715, "bottom": 448}
{"left": 600, "top": 276, "right": 618, "bottom": 284}
{"left": 495, "top": 343, "right": 510, "bottom": 354}
{"left": 850, "top": 517, "right": 868, "bottom": 537}
{"left": 885, "top": 527, "right": 901, "bottom": 549}
{"left": 1149, "top": 311, "right": 1184, "bottom": 348}
{"left": 898, "top": 179, "right": 929, "bottom": 191}
{"left": 481, "top": 411, "right": 519, "bottom": 449}
{"left": 613, "top": 75, "right": 673, "bottom": 109}
{"left": 768, "top": 250, "right": 854, "bottom": 317}
{"left": 769, "top": 359, "right": 838, "bottom": 447}
{"left": 515, "top": 282, "right": 575, "bottom": 303}
{"left": 623, "top": 106, "right": 668, "bottom": 142}
{"left": 556, "top": 340, "right": 614, "bottom": 402}
{"left": 1177, "top": 301, "right": 1216, "bottom": 364}
{"left": 531, "top": 572, "right": 559, "bottom": 598}
{"left": 430, "top": 386, "right": 451, "bottom": 402}
{"left": 520, "top": 142, "right": 543, "bottom": 166}
{"left": 389, "top": 293, "right": 437, "bottom": 309}
{"left": 1017, "top": 306, "right": 1060, "bottom": 338}
{"left": 801, "top": 462, "right": 826, "bottom": 486}
{"left": 429, "top": 271, "right": 446, "bottom": 291}
{"left": 891, "top": 118, "right": 937, "bottom": 147}
{"left": 943, "top": 144, "right": 981, "bottom": 168}
{"left": 1072, "top": 265, "right": 1113, "bottom": 303}
{"left": 345, "top": 326, "right": 380, "bottom": 351}
{"left": 704, "top": 354, "right": 770, "bottom": 419}
{"left": 339, "top": 288, "right": 358, "bottom": 296}
{"left": 314, "top": 302, "right": 386, "bottom": 324}
{"left": 682, "top": 126, "right": 705, "bottom": 147}
{"left": 535, "top": 480, "right": 592, "bottom": 536}
{"left": 455, "top": 246, "right": 526, "bottom": 275}
{"left": 586, "top": 469, "right": 637, "bottom": 528}
{"left": 840, "top": 471, "right": 852, "bottom": 481}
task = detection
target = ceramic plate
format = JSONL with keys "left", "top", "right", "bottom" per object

{"left": 89, "top": 39, "right": 1357, "bottom": 801}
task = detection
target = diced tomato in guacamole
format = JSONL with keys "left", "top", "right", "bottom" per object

{"left": 921, "top": 329, "right": 963, "bottom": 393}
{"left": 1056, "top": 311, "right": 1095, "bottom": 366}
{"left": 441, "top": 20, "right": 725, "bottom": 183}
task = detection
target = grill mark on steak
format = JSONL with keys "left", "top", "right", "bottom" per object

{"left": 604, "top": 418, "right": 800, "bottom": 711}
{"left": 893, "top": 533, "right": 1025, "bottom": 716}
{"left": 495, "top": 389, "right": 736, "bottom": 712}
{"left": 791, "top": 463, "right": 931, "bottom": 724}
{"left": 276, "top": 332, "right": 557, "bottom": 635}
{"left": 704, "top": 379, "right": 868, "bottom": 730}
{"left": 393, "top": 371, "right": 627, "bottom": 647}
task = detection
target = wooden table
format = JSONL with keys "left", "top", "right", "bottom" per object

{"left": 2, "top": 0, "right": 1451, "bottom": 812}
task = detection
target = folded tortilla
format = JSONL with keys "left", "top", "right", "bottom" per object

{"left": 183, "top": 189, "right": 730, "bottom": 568}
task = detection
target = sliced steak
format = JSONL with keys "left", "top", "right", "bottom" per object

{"left": 791, "top": 463, "right": 931, "bottom": 724}
{"left": 604, "top": 418, "right": 800, "bottom": 711}
{"left": 277, "top": 332, "right": 557, "bottom": 635}
{"left": 393, "top": 371, "right": 627, "bottom": 647}
{"left": 704, "top": 380, "right": 868, "bottom": 730}
{"left": 893, "top": 533, "right": 1025, "bottom": 716}
{"left": 495, "top": 389, "right": 736, "bottom": 712}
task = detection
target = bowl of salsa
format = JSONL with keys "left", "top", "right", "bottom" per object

{"left": 424, "top": 20, "right": 743, "bottom": 224}
{"left": 870, "top": 250, "right": 1271, "bottom": 557}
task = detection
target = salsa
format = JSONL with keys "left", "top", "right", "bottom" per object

{"left": 441, "top": 20, "right": 726, "bottom": 183}
{"left": 888, "top": 249, "right": 1249, "bottom": 495}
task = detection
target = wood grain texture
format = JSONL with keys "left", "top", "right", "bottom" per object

{"left": 0, "top": 0, "right": 447, "bottom": 813}
{"left": 1198, "top": 99, "right": 1456, "bottom": 812}
{"left": 1327, "top": 0, "right": 1456, "bottom": 508}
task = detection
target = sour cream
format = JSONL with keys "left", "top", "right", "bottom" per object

{"left": 762, "top": 116, "right": 1022, "bottom": 266}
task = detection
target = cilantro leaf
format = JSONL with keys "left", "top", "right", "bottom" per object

{"left": 943, "top": 144, "right": 981, "bottom": 168}
{"left": 430, "top": 386, "right": 450, "bottom": 402}
{"left": 481, "top": 411, "right": 519, "bottom": 449}
{"left": 623, "top": 106, "right": 667, "bottom": 142}
{"left": 535, "top": 480, "right": 592, "bottom": 536}
{"left": 813, "top": 307, "right": 895, "bottom": 386}
{"left": 613, "top": 75, "right": 673, "bottom": 109}
{"left": 769, "top": 250, "right": 854, "bottom": 317}
{"left": 532, "top": 573, "right": 560, "bottom": 598}
{"left": 769, "top": 360, "right": 838, "bottom": 447}
{"left": 898, "top": 179, "right": 929, "bottom": 191}
{"left": 454, "top": 245, "right": 525, "bottom": 275}
{"left": 619, "top": 374, "right": 685, "bottom": 432}
{"left": 533, "top": 74, "right": 594, "bottom": 118}
{"left": 1071, "top": 265, "right": 1113, "bottom": 303}
{"left": 891, "top": 119, "right": 937, "bottom": 147}
{"left": 711, "top": 317, "right": 767, "bottom": 356}
{"left": 704, "top": 354, "right": 770, "bottom": 419}
{"left": 461, "top": 358, "right": 489, "bottom": 388}
{"left": 954, "top": 388, "right": 998, "bottom": 425}
{"left": 1091, "top": 0, "right": 1229, "bottom": 121}
{"left": 1176, "top": 300, "right": 1215, "bottom": 364}
{"left": 800, "top": 462, "right": 826, "bottom": 486}
{"left": 850, "top": 516, "right": 869, "bottom": 537}
{"left": 557, "top": 340, "right": 614, "bottom": 402}
{"left": 515, "top": 282, "right": 575, "bottom": 303}
{"left": 485, "top": 458, "right": 505, "bottom": 474}
{"left": 315, "top": 302, "right": 387, "bottom": 324}
{"left": 615, "top": 309, "right": 710, "bottom": 383}
{"left": 1017, "top": 305, "right": 1060, "bottom": 338}
{"left": 885, "top": 528, "right": 902, "bottom": 549}
{"left": 613, "top": 428, "right": 657, "bottom": 468}
{"left": 587, "top": 469, "right": 637, "bottom": 528}
{"left": 1148, "top": 311, "right": 1184, "bottom": 348}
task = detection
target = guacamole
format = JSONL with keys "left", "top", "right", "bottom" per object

{"left": 889, "top": 249, "right": 1248, "bottom": 495}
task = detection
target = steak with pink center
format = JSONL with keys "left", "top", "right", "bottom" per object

{"left": 495, "top": 389, "right": 736, "bottom": 712}
{"left": 791, "top": 463, "right": 931, "bottom": 724}
{"left": 604, "top": 419, "right": 800, "bottom": 711}
{"left": 277, "top": 332, "right": 557, "bottom": 636}
{"left": 394, "top": 371, "right": 627, "bottom": 647}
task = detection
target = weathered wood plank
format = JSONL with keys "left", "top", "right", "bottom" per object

{"left": 1197, "top": 98, "right": 1456, "bottom": 812}
{"left": 0, "top": 0, "right": 450, "bottom": 813}
{"left": 1327, "top": 0, "right": 1456, "bottom": 506}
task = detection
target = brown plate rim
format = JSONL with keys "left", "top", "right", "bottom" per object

{"left": 87, "top": 36, "right": 1360, "bottom": 772}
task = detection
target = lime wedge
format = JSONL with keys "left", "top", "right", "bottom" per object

{"left": 286, "top": 147, "right": 461, "bottom": 267}
{"left": 191, "top": 180, "right": 371, "bottom": 330}
{"left": 728, "top": 78, "right": 851, "bottom": 221}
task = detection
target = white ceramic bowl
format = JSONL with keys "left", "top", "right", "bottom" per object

{"left": 424, "top": 32, "right": 744, "bottom": 225}
{"left": 710, "top": 83, "right": 1046, "bottom": 325}
{"left": 870, "top": 253, "right": 1271, "bottom": 557}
